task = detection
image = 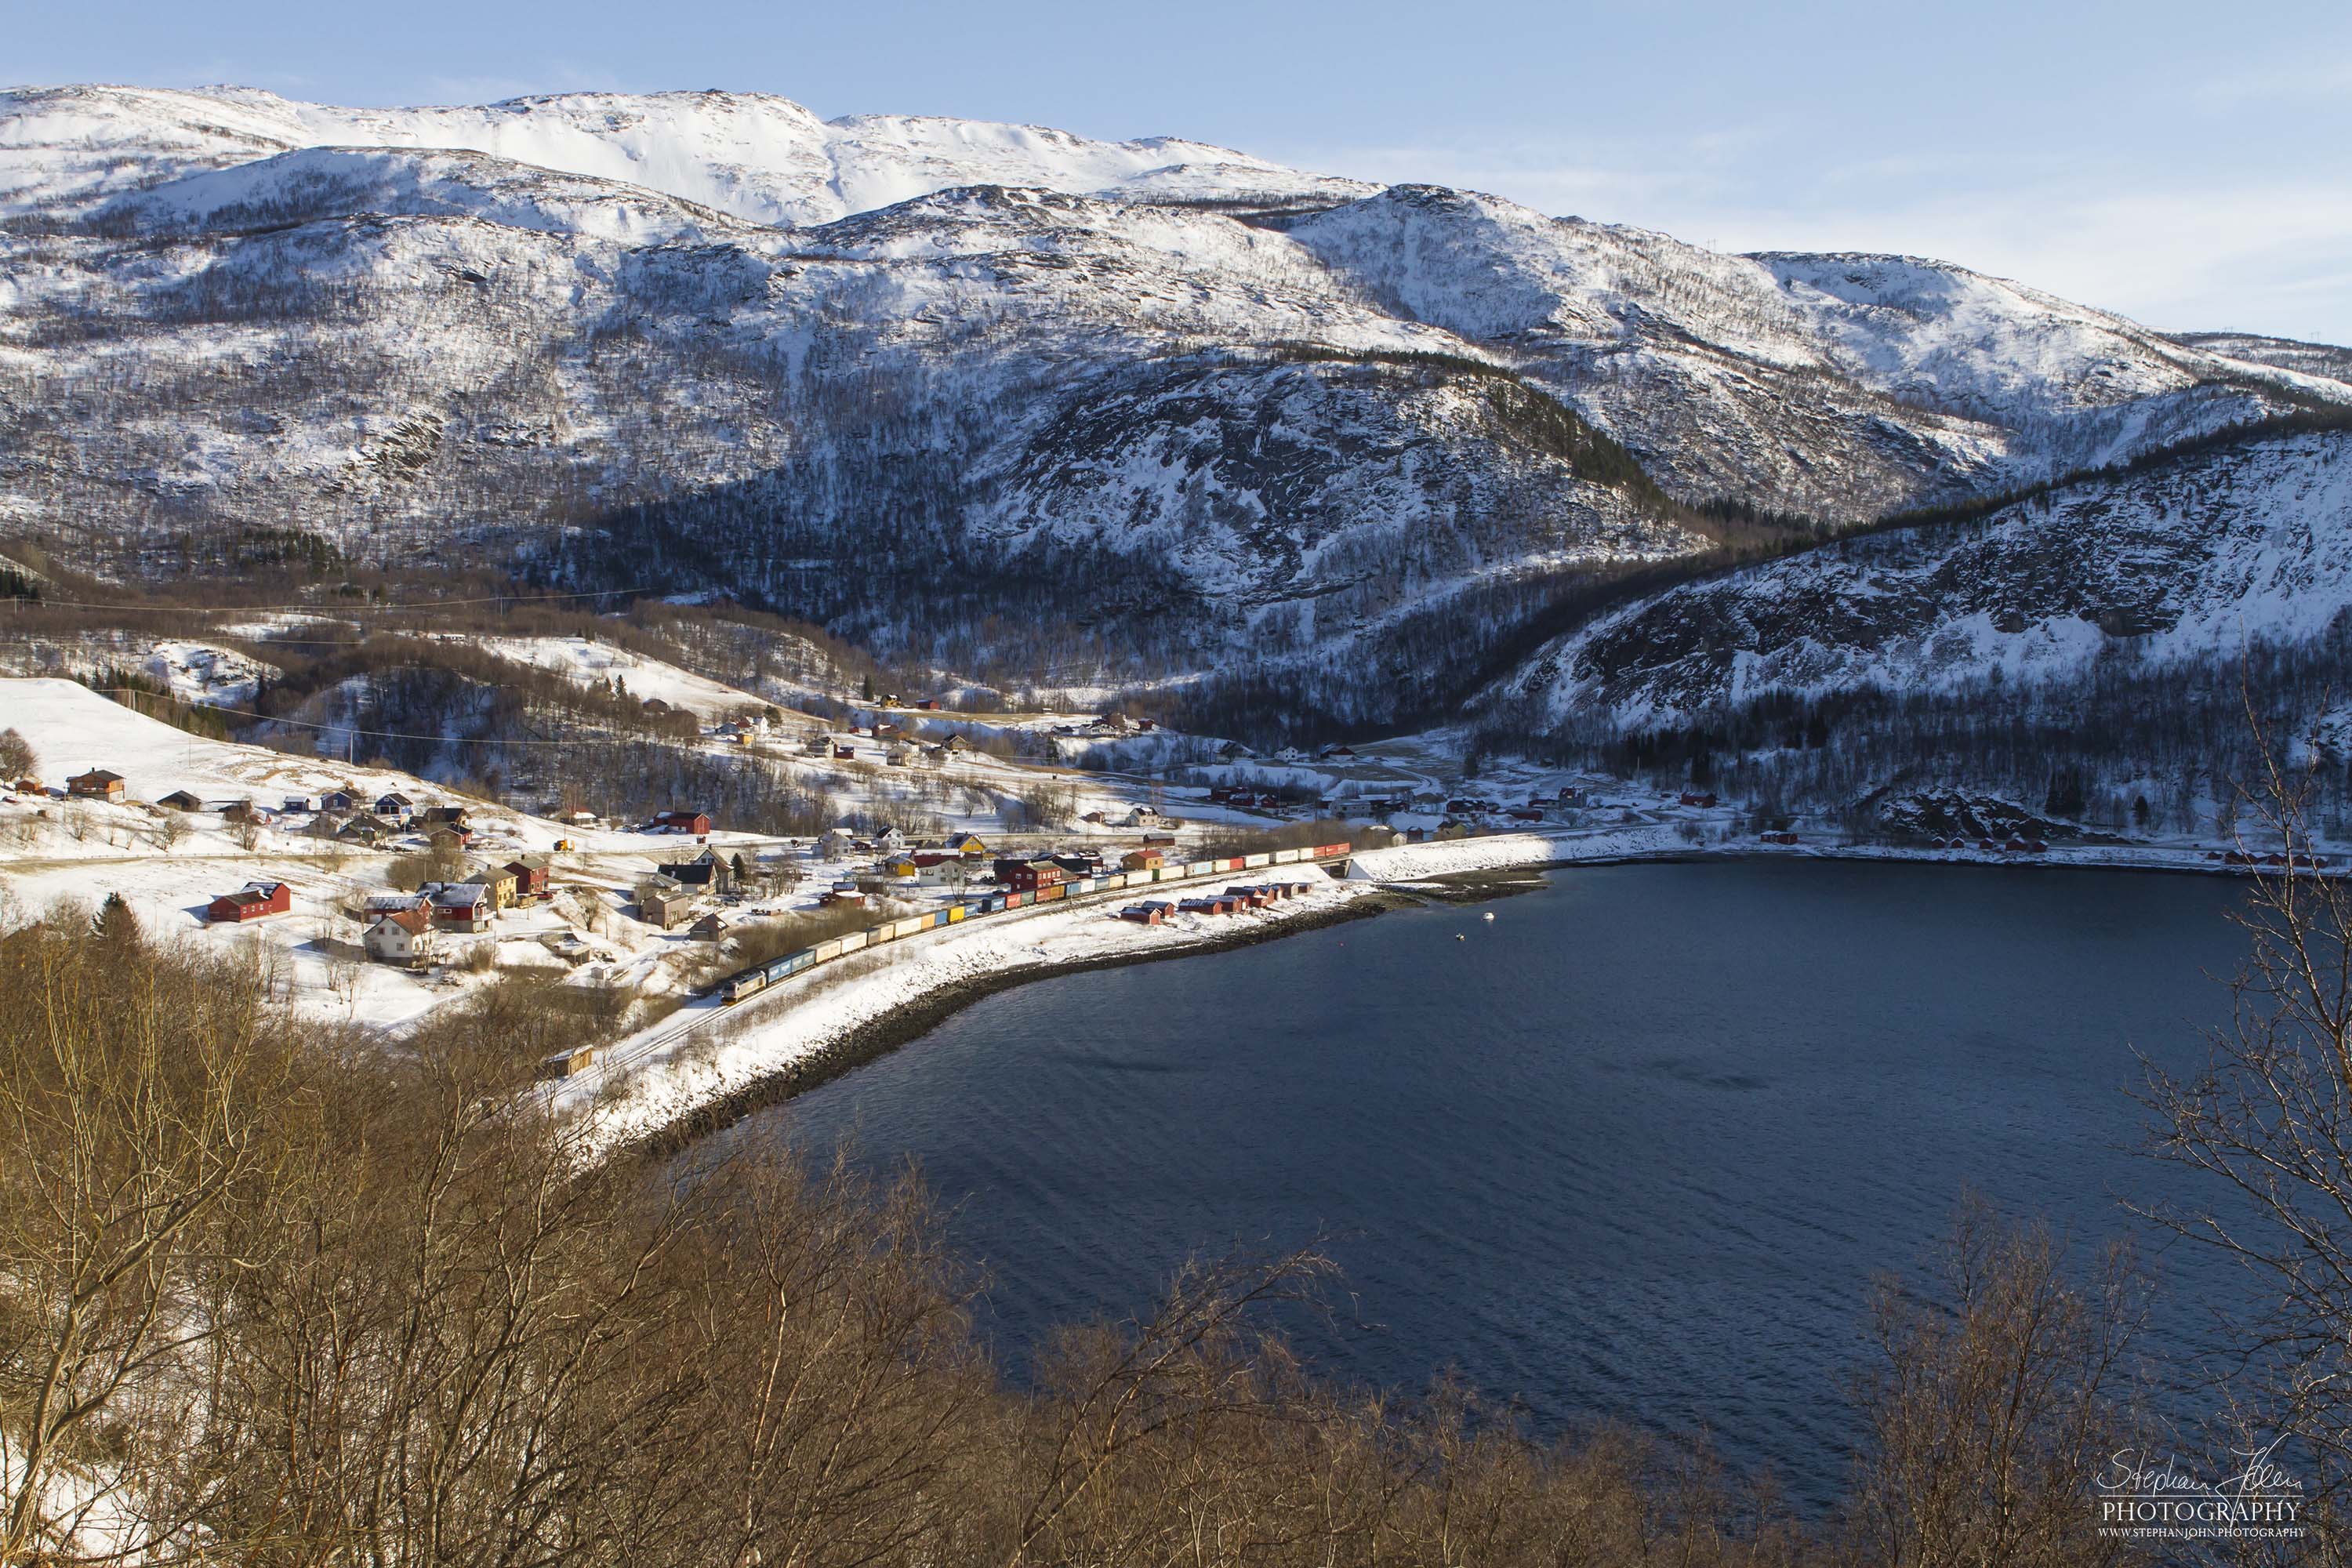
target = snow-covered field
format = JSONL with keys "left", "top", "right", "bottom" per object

{"left": 479, "top": 635, "right": 775, "bottom": 719}
{"left": 0, "top": 679, "right": 800, "bottom": 1030}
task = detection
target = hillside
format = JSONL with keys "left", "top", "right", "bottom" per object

{"left": 1281, "top": 187, "right": 2344, "bottom": 518}
{"left": 2, "top": 82, "right": 2348, "bottom": 740}
{"left": 0, "top": 85, "right": 1371, "bottom": 223}
{"left": 1501, "top": 430, "right": 2352, "bottom": 725}
{"left": 1473, "top": 430, "right": 2352, "bottom": 841}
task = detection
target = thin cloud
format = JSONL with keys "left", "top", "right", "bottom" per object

{"left": 2190, "top": 58, "right": 2352, "bottom": 113}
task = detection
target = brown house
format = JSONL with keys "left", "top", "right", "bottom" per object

{"left": 639, "top": 881, "right": 695, "bottom": 931}
{"left": 68, "top": 768, "right": 125, "bottom": 800}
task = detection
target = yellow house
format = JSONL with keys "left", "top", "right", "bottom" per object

{"left": 468, "top": 862, "right": 520, "bottom": 911}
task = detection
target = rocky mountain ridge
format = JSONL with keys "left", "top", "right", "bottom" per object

{"left": 2, "top": 82, "right": 2347, "bottom": 731}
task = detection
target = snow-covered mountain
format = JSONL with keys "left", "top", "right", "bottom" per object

{"left": 1281, "top": 186, "right": 2343, "bottom": 517}
{"left": 1500, "top": 430, "right": 2352, "bottom": 725}
{"left": 2, "top": 82, "right": 2348, "bottom": 728}
{"left": 0, "top": 85, "right": 1370, "bottom": 224}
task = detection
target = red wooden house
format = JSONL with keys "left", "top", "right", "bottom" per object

{"left": 655, "top": 810, "right": 712, "bottom": 837}
{"left": 208, "top": 880, "right": 290, "bottom": 923}
{"left": 996, "top": 858, "right": 1064, "bottom": 892}
{"left": 505, "top": 853, "right": 554, "bottom": 902}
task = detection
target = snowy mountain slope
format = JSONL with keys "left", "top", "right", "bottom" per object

{"left": 8, "top": 182, "right": 1655, "bottom": 644}
{"left": 1282, "top": 186, "right": 2347, "bottom": 518}
{"left": 0, "top": 85, "right": 1368, "bottom": 226}
{"left": 5, "top": 80, "right": 2350, "bottom": 720}
{"left": 1501, "top": 430, "right": 2352, "bottom": 725}
{"left": 970, "top": 354, "right": 1701, "bottom": 617}
{"left": 93, "top": 145, "right": 759, "bottom": 245}
{"left": 2174, "top": 331, "right": 2352, "bottom": 388}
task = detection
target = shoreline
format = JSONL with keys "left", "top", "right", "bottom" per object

{"left": 595, "top": 830, "right": 2278, "bottom": 1163}
{"left": 626, "top": 884, "right": 1414, "bottom": 1160}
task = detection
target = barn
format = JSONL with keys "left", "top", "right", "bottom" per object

{"left": 207, "top": 880, "right": 290, "bottom": 923}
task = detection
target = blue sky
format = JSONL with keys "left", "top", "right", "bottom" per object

{"left": 18, "top": 0, "right": 2352, "bottom": 341}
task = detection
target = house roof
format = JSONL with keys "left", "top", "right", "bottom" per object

{"left": 71, "top": 768, "right": 125, "bottom": 784}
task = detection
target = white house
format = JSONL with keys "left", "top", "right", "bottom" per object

{"left": 363, "top": 907, "right": 437, "bottom": 965}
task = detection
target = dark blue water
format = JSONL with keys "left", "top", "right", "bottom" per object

{"left": 735, "top": 859, "right": 2251, "bottom": 1501}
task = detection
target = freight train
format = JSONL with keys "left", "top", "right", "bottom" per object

{"left": 716, "top": 843, "right": 1351, "bottom": 1005}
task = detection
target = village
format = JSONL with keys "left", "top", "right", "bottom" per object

{"left": 1, "top": 617, "right": 2292, "bottom": 1124}
{"left": 0, "top": 674, "right": 1633, "bottom": 1058}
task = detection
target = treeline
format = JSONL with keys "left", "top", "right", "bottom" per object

{"left": 1481, "top": 626, "right": 2352, "bottom": 841}
{"left": 237, "top": 638, "right": 840, "bottom": 831}
{"left": 0, "top": 911, "right": 2211, "bottom": 1566}
{"left": 77, "top": 665, "right": 235, "bottom": 742}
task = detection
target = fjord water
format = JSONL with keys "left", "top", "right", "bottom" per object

{"left": 747, "top": 859, "right": 2250, "bottom": 1502}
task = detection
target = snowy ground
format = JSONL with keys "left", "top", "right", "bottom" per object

{"left": 478, "top": 634, "right": 781, "bottom": 719}
{"left": 0, "top": 679, "right": 833, "bottom": 1030}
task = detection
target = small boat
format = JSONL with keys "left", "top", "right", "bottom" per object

{"left": 1482, "top": 911, "right": 1495, "bottom": 922}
